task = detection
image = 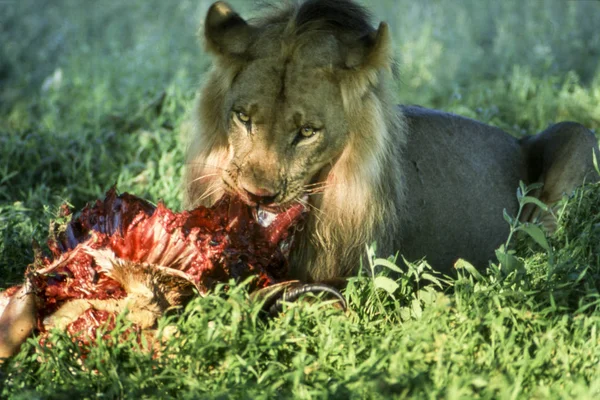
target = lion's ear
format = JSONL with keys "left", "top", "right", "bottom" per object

{"left": 204, "top": 1, "right": 255, "bottom": 58}
{"left": 338, "top": 22, "right": 393, "bottom": 109}
{"left": 345, "top": 22, "right": 393, "bottom": 72}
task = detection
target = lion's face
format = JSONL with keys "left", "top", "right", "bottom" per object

{"left": 190, "top": 2, "right": 394, "bottom": 212}
{"left": 220, "top": 58, "right": 348, "bottom": 209}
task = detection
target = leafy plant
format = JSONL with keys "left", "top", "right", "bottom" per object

{"left": 496, "top": 181, "right": 553, "bottom": 277}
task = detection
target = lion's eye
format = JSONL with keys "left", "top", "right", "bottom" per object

{"left": 300, "top": 126, "right": 316, "bottom": 138}
{"left": 235, "top": 111, "right": 251, "bottom": 124}
{"left": 293, "top": 125, "right": 320, "bottom": 146}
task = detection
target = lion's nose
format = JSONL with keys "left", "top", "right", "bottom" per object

{"left": 241, "top": 185, "right": 279, "bottom": 205}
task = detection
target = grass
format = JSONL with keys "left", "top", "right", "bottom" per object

{"left": 1, "top": 0, "right": 600, "bottom": 398}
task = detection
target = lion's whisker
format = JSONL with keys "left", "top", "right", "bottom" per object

{"left": 191, "top": 173, "right": 220, "bottom": 184}
{"left": 197, "top": 189, "right": 220, "bottom": 204}
{"left": 196, "top": 183, "right": 223, "bottom": 204}
{"left": 296, "top": 197, "right": 325, "bottom": 225}
{"left": 304, "top": 186, "right": 331, "bottom": 194}
{"left": 304, "top": 185, "right": 335, "bottom": 195}
{"left": 185, "top": 162, "right": 225, "bottom": 171}
{"left": 303, "top": 182, "right": 337, "bottom": 192}
{"left": 303, "top": 181, "right": 329, "bottom": 188}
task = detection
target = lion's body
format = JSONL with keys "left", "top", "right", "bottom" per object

{"left": 397, "top": 106, "right": 523, "bottom": 275}
{"left": 185, "top": 0, "right": 599, "bottom": 281}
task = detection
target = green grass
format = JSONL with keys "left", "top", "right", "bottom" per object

{"left": 1, "top": 0, "right": 600, "bottom": 398}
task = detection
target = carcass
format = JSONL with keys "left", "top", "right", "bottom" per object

{"left": 0, "top": 188, "right": 345, "bottom": 360}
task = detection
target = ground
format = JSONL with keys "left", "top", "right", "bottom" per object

{"left": 1, "top": 0, "right": 600, "bottom": 398}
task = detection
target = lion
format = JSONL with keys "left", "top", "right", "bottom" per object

{"left": 184, "top": 0, "right": 599, "bottom": 282}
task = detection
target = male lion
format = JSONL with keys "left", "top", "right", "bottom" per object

{"left": 185, "top": 0, "right": 599, "bottom": 282}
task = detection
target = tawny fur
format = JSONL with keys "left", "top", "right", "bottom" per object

{"left": 184, "top": 0, "right": 599, "bottom": 281}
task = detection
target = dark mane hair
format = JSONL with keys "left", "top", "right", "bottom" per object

{"left": 252, "top": 0, "right": 375, "bottom": 37}
{"left": 295, "top": 0, "right": 374, "bottom": 34}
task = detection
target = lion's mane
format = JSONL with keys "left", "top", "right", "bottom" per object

{"left": 185, "top": 0, "right": 407, "bottom": 281}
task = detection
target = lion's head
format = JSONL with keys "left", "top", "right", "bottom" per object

{"left": 208, "top": 48, "right": 349, "bottom": 210}
{"left": 185, "top": 0, "right": 406, "bottom": 281}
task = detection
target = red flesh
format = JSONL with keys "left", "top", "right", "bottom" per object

{"left": 2, "top": 188, "right": 306, "bottom": 347}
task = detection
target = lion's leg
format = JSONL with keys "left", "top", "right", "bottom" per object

{"left": 520, "top": 122, "right": 599, "bottom": 232}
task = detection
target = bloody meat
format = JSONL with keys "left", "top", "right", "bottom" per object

{"left": 0, "top": 188, "right": 306, "bottom": 357}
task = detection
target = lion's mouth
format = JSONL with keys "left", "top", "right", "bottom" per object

{"left": 250, "top": 195, "right": 309, "bottom": 227}
{"left": 226, "top": 178, "right": 310, "bottom": 223}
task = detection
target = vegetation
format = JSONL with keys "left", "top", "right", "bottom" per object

{"left": 1, "top": 0, "right": 599, "bottom": 398}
